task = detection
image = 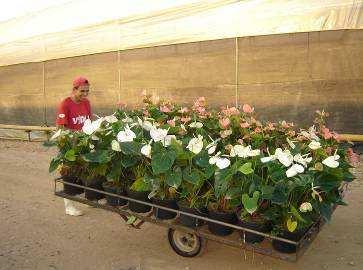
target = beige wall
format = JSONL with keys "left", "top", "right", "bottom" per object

{"left": 0, "top": 29, "right": 362, "bottom": 133}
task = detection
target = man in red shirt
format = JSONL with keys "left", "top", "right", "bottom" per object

{"left": 56, "top": 76, "right": 92, "bottom": 130}
{"left": 56, "top": 76, "right": 92, "bottom": 216}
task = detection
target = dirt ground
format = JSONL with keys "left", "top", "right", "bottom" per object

{"left": 0, "top": 140, "right": 362, "bottom": 270}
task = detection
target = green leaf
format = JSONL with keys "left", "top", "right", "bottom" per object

{"left": 64, "top": 149, "right": 76, "bottom": 161}
{"left": 121, "top": 156, "right": 139, "bottom": 168}
{"left": 261, "top": 185, "right": 274, "bottom": 200}
{"left": 238, "top": 162, "right": 254, "bottom": 175}
{"left": 182, "top": 168, "right": 201, "bottom": 185}
{"left": 241, "top": 191, "right": 260, "bottom": 214}
{"left": 202, "top": 165, "right": 215, "bottom": 179}
{"left": 343, "top": 171, "right": 355, "bottom": 182}
{"left": 82, "top": 150, "right": 111, "bottom": 163}
{"left": 126, "top": 215, "right": 137, "bottom": 225}
{"left": 214, "top": 169, "right": 232, "bottom": 199}
{"left": 49, "top": 158, "right": 61, "bottom": 173}
{"left": 151, "top": 149, "right": 176, "bottom": 175}
{"left": 287, "top": 218, "right": 297, "bottom": 232}
{"left": 165, "top": 167, "right": 182, "bottom": 188}
{"left": 271, "top": 182, "right": 289, "bottom": 205}
{"left": 194, "top": 151, "right": 210, "bottom": 168}
{"left": 130, "top": 177, "right": 150, "bottom": 192}
{"left": 120, "top": 142, "right": 142, "bottom": 156}
{"left": 290, "top": 205, "right": 306, "bottom": 223}
{"left": 319, "top": 203, "right": 333, "bottom": 222}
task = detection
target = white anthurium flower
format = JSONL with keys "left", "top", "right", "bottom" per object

{"left": 189, "top": 121, "right": 203, "bottom": 128}
{"left": 186, "top": 135, "right": 204, "bottom": 154}
{"left": 301, "top": 131, "right": 310, "bottom": 139}
{"left": 311, "top": 183, "right": 323, "bottom": 202}
{"left": 129, "top": 123, "right": 139, "bottom": 128}
{"left": 286, "top": 163, "right": 305, "bottom": 178}
{"left": 91, "top": 135, "right": 100, "bottom": 140}
{"left": 299, "top": 202, "right": 313, "bottom": 212}
{"left": 162, "top": 135, "right": 176, "bottom": 147}
{"left": 104, "top": 115, "right": 118, "bottom": 123}
{"left": 230, "top": 145, "right": 260, "bottom": 158}
{"left": 208, "top": 145, "right": 217, "bottom": 155}
{"left": 137, "top": 117, "right": 143, "bottom": 125}
{"left": 308, "top": 140, "right": 321, "bottom": 150}
{"left": 209, "top": 152, "right": 230, "bottom": 169}
{"left": 308, "top": 125, "right": 320, "bottom": 141}
{"left": 122, "top": 117, "right": 133, "bottom": 123}
{"left": 82, "top": 118, "right": 103, "bottom": 135}
{"left": 82, "top": 119, "right": 93, "bottom": 135}
{"left": 50, "top": 129, "right": 62, "bottom": 141}
{"left": 117, "top": 125, "right": 136, "bottom": 142}
{"left": 143, "top": 121, "right": 154, "bottom": 131}
{"left": 322, "top": 155, "right": 340, "bottom": 168}
{"left": 111, "top": 140, "right": 121, "bottom": 152}
{"left": 209, "top": 152, "right": 221, "bottom": 165}
{"left": 137, "top": 117, "right": 154, "bottom": 131}
{"left": 206, "top": 137, "right": 220, "bottom": 155}
{"left": 150, "top": 128, "right": 169, "bottom": 142}
{"left": 293, "top": 153, "right": 312, "bottom": 167}
{"left": 89, "top": 144, "right": 95, "bottom": 150}
{"left": 261, "top": 156, "right": 275, "bottom": 163}
{"left": 275, "top": 148, "right": 293, "bottom": 167}
{"left": 248, "top": 149, "right": 261, "bottom": 157}
{"left": 286, "top": 137, "right": 296, "bottom": 149}
{"left": 215, "top": 158, "right": 231, "bottom": 170}
{"left": 141, "top": 144, "right": 152, "bottom": 158}
{"left": 230, "top": 145, "right": 240, "bottom": 157}
{"left": 93, "top": 117, "right": 104, "bottom": 129}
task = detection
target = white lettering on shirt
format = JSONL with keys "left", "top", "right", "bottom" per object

{"left": 72, "top": 115, "right": 90, "bottom": 125}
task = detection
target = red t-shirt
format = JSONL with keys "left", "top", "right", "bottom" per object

{"left": 56, "top": 97, "right": 92, "bottom": 131}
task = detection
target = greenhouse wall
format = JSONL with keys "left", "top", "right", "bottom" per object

{"left": 0, "top": 29, "right": 362, "bottom": 133}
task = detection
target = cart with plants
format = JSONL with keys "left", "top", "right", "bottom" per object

{"left": 48, "top": 95, "right": 358, "bottom": 261}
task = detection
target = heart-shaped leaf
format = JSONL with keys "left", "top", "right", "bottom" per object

{"left": 287, "top": 217, "right": 297, "bottom": 232}
{"left": 151, "top": 149, "right": 176, "bottom": 175}
{"left": 242, "top": 191, "right": 260, "bottom": 214}
{"left": 165, "top": 167, "right": 182, "bottom": 188}
{"left": 126, "top": 215, "right": 137, "bottom": 225}
{"left": 239, "top": 162, "right": 254, "bottom": 175}
{"left": 290, "top": 205, "right": 306, "bottom": 223}
{"left": 64, "top": 149, "right": 76, "bottom": 161}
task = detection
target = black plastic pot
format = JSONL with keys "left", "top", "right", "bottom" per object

{"left": 83, "top": 178, "right": 105, "bottom": 201}
{"left": 152, "top": 198, "right": 178, "bottom": 220}
{"left": 102, "top": 182, "right": 128, "bottom": 206}
{"left": 177, "top": 202, "right": 207, "bottom": 228}
{"left": 237, "top": 219, "right": 271, "bottom": 244}
{"left": 208, "top": 210, "right": 236, "bottom": 236}
{"left": 272, "top": 229, "right": 306, "bottom": 254}
{"left": 62, "top": 176, "right": 84, "bottom": 195}
{"left": 127, "top": 189, "right": 151, "bottom": 213}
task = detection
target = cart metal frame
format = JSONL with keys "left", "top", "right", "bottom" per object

{"left": 54, "top": 178, "right": 329, "bottom": 262}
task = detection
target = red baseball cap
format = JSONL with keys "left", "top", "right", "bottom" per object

{"left": 73, "top": 76, "right": 89, "bottom": 88}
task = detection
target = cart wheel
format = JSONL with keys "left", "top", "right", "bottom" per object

{"left": 168, "top": 228, "right": 205, "bottom": 257}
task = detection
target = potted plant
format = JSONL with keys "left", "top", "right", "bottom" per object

{"left": 207, "top": 164, "right": 239, "bottom": 236}
{"left": 237, "top": 192, "right": 271, "bottom": 244}
{"left": 48, "top": 129, "right": 84, "bottom": 195}
{"left": 80, "top": 147, "right": 112, "bottom": 201}
{"left": 148, "top": 141, "right": 180, "bottom": 220}
{"left": 177, "top": 148, "right": 213, "bottom": 227}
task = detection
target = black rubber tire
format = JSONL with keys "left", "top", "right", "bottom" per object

{"left": 167, "top": 229, "right": 205, "bottom": 257}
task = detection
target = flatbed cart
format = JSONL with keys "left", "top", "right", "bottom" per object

{"left": 54, "top": 178, "right": 330, "bottom": 262}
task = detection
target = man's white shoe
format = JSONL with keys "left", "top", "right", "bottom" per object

{"left": 64, "top": 198, "right": 84, "bottom": 216}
